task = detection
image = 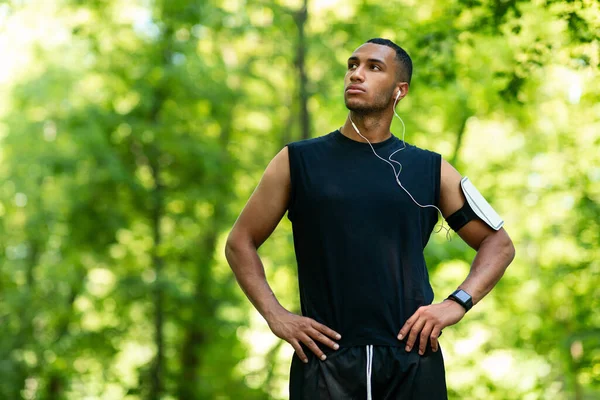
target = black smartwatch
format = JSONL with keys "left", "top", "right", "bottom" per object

{"left": 447, "top": 289, "right": 473, "bottom": 312}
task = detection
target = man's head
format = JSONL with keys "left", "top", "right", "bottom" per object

{"left": 344, "top": 38, "right": 412, "bottom": 114}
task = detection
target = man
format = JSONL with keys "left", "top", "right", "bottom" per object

{"left": 225, "top": 38, "right": 515, "bottom": 399}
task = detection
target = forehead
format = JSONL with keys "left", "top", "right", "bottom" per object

{"left": 350, "top": 43, "right": 396, "bottom": 63}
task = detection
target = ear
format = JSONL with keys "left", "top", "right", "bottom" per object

{"left": 395, "top": 82, "right": 410, "bottom": 100}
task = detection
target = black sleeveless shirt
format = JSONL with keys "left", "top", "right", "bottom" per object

{"left": 286, "top": 129, "right": 442, "bottom": 348}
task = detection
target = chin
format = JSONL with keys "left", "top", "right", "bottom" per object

{"left": 345, "top": 98, "right": 367, "bottom": 111}
{"left": 346, "top": 102, "right": 374, "bottom": 114}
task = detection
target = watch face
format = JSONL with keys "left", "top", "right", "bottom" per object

{"left": 455, "top": 290, "right": 471, "bottom": 303}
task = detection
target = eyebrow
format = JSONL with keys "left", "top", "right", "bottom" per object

{"left": 348, "top": 56, "right": 387, "bottom": 66}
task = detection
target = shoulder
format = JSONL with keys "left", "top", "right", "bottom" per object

{"left": 287, "top": 131, "right": 336, "bottom": 151}
{"left": 274, "top": 132, "right": 334, "bottom": 175}
{"left": 263, "top": 147, "right": 291, "bottom": 185}
{"left": 402, "top": 143, "right": 442, "bottom": 167}
{"left": 438, "top": 157, "right": 465, "bottom": 215}
{"left": 405, "top": 142, "right": 441, "bottom": 158}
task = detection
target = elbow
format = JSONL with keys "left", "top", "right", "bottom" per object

{"left": 506, "top": 241, "right": 516, "bottom": 265}
{"left": 224, "top": 235, "right": 242, "bottom": 277}
{"left": 501, "top": 231, "right": 516, "bottom": 267}
{"left": 482, "top": 229, "right": 515, "bottom": 268}
{"left": 508, "top": 240, "right": 516, "bottom": 263}
{"left": 224, "top": 229, "right": 253, "bottom": 266}
{"left": 224, "top": 232, "right": 239, "bottom": 264}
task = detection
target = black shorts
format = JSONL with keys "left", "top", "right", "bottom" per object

{"left": 289, "top": 344, "right": 447, "bottom": 400}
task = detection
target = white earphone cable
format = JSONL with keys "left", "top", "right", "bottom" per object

{"left": 349, "top": 96, "right": 450, "bottom": 238}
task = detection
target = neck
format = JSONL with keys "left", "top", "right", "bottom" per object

{"left": 340, "top": 110, "right": 393, "bottom": 143}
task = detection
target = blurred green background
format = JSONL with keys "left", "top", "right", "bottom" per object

{"left": 0, "top": 0, "right": 598, "bottom": 399}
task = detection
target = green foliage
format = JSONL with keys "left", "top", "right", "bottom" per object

{"left": 0, "top": 0, "right": 598, "bottom": 398}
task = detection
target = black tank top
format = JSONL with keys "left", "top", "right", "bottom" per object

{"left": 286, "top": 129, "right": 442, "bottom": 348}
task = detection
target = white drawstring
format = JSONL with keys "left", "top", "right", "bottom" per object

{"left": 366, "top": 345, "right": 373, "bottom": 400}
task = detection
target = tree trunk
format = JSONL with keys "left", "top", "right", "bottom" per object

{"left": 177, "top": 107, "right": 234, "bottom": 399}
{"left": 150, "top": 153, "right": 165, "bottom": 400}
{"left": 450, "top": 112, "right": 469, "bottom": 167}
{"left": 46, "top": 269, "right": 86, "bottom": 400}
{"left": 294, "top": 0, "right": 310, "bottom": 140}
{"left": 146, "top": 20, "right": 172, "bottom": 396}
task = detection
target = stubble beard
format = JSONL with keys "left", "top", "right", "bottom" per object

{"left": 345, "top": 89, "right": 394, "bottom": 116}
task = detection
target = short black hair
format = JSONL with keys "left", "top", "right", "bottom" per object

{"left": 366, "top": 38, "right": 412, "bottom": 84}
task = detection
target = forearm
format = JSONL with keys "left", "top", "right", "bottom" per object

{"left": 457, "top": 231, "right": 515, "bottom": 305}
{"left": 225, "top": 238, "right": 288, "bottom": 324}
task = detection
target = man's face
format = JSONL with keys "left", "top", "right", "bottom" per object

{"left": 344, "top": 43, "right": 398, "bottom": 114}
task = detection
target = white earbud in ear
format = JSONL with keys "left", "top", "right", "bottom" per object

{"left": 395, "top": 91, "right": 402, "bottom": 101}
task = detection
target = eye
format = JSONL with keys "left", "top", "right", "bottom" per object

{"left": 348, "top": 63, "right": 358, "bottom": 70}
{"left": 371, "top": 64, "right": 381, "bottom": 71}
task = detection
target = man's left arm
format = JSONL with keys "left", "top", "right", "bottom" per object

{"left": 398, "top": 158, "right": 516, "bottom": 355}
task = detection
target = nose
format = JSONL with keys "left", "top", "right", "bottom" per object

{"left": 349, "top": 65, "right": 365, "bottom": 83}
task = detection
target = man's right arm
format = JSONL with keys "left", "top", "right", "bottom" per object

{"left": 225, "top": 147, "right": 340, "bottom": 363}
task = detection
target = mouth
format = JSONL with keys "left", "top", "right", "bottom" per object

{"left": 346, "top": 85, "right": 366, "bottom": 94}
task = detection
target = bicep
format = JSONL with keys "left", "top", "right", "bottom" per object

{"left": 229, "top": 147, "right": 291, "bottom": 249}
{"left": 439, "top": 158, "right": 496, "bottom": 250}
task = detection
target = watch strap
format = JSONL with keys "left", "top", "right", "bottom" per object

{"left": 447, "top": 289, "right": 473, "bottom": 312}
